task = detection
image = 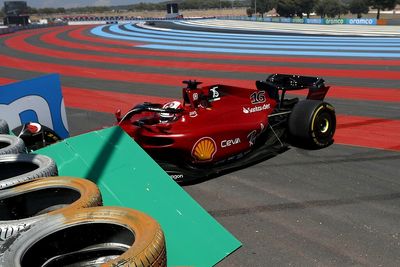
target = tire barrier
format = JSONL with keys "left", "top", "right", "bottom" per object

{"left": 0, "top": 119, "right": 9, "bottom": 134}
{"left": 0, "top": 154, "right": 58, "bottom": 190}
{"left": 0, "top": 177, "right": 102, "bottom": 254}
{"left": 1, "top": 206, "right": 166, "bottom": 267}
{"left": 0, "top": 135, "right": 25, "bottom": 155}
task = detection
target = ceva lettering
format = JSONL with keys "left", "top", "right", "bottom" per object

{"left": 221, "top": 138, "right": 241, "bottom": 148}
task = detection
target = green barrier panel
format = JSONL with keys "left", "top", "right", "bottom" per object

{"left": 37, "top": 126, "right": 241, "bottom": 267}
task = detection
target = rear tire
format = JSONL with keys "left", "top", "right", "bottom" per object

{"left": 289, "top": 100, "right": 336, "bottom": 149}
{"left": 1, "top": 207, "right": 166, "bottom": 267}
{"left": 0, "top": 135, "right": 25, "bottom": 155}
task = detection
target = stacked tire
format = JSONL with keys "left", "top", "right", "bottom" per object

{"left": 0, "top": 135, "right": 25, "bottom": 155}
{"left": 0, "top": 119, "right": 59, "bottom": 189}
{"left": 0, "top": 177, "right": 102, "bottom": 250}
{"left": 0, "top": 119, "right": 24, "bottom": 155}
{"left": 0, "top": 177, "right": 167, "bottom": 267}
{"left": 0, "top": 118, "right": 167, "bottom": 266}
{"left": 1, "top": 206, "right": 166, "bottom": 267}
{"left": 0, "top": 154, "right": 58, "bottom": 189}
{"left": 0, "top": 119, "right": 9, "bottom": 134}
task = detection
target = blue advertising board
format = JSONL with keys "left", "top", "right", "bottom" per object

{"left": 280, "top": 17, "right": 291, "bottom": 23}
{"left": 325, "top": 18, "right": 346, "bottom": 24}
{"left": 0, "top": 74, "right": 69, "bottom": 138}
{"left": 306, "top": 18, "right": 323, "bottom": 24}
{"left": 292, "top": 18, "right": 304, "bottom": 24}
{"left": 347, "top": 18, "right": 377, "bottom": 25}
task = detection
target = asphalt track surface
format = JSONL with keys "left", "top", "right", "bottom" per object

{"left": 1, "top": 20, "right": 399, "bottom": 266}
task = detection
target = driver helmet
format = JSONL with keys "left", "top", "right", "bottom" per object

{"left": 160, "top": 101, "right": 182, "bottom": 122}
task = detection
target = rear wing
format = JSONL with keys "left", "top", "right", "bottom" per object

{"left": 257, "top": 74, "right": 330, "bottom": 104}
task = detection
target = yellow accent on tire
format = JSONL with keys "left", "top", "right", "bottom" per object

{"left": 310, "top": 105, "right": 325, "bottom": 132}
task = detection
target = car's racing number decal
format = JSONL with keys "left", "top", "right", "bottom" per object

{"left": 209, "top": 86, "right": 221, "bottom": 102}
{"left": 192, "top": 137, "right": 217, "bottom": 161}
{"left": 250, "top": 91, "right": 266, "bottom": 104}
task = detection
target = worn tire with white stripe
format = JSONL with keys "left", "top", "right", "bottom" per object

{"left": 0, "top": 120, "right": 9, "bottom": 134}
{"left": 0, "top": 177, "right": 102, "bottom": 254}
{"left": 0, "top": 135, "right": 25, "bottom": 155}
{"left": 1, "top": 207, "right": 166, "bottom": 267}
{"left": 0, "top": 154, "right": 58, "bottom": 190}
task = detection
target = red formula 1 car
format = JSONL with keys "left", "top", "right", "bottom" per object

{"left": 116, "top": 74, "right": 336, "bottom": 183}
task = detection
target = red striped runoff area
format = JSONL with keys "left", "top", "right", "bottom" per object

{"left": 0, "top": 25, "right": 399, "bottom": 152}
{"left": 1, "top": 52, "right": 399, "bottom": 103}
{"left": 36, "top": 29, "right": 400, "bottom": 80}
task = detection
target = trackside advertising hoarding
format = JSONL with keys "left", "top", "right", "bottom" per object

{"left": 347, "top": 18, "right": 377, "bottom": 25}
{"left": 0, "top": 74, "right": 69, "bottom": 138}
{"left": 222, "top": 16, "right": 378, "bottom": 25}
{"left": 292, "top": 18, "right": 304, "bottom": 23}
{"left": 306, "top": 18, "right": 323, "bottom": 24}
{"left": 325, "top": 18, "right": 346, "bottom": 24}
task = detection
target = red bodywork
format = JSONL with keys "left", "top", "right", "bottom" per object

{"left": 117, "top": 83, "right": 278, "bottom": 165}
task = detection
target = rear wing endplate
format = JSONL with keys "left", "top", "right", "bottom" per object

{"left": 263, "top": 74, "right": 330, "bottom": 102}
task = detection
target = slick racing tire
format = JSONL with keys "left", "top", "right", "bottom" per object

{"left": 0, "top": 177, "right": 102, "bottom": 252}
{"left": 0, "top": 135, "right": 25, "bottom": 155}
{"left": 0, "top": 119, "right": 9, "bottom": 134}
{"left": 0, "top": 154, "right": 58, "bottom": 190}
{"left": 289, "top": 100, "right": 336, "bottom": 149}
{"left": 1, "top": 207, "right": 166, "bottom": 267}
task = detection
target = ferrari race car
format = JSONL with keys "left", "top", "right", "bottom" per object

{"left": 116, "top": 74, "right": 336, "bottom": 183}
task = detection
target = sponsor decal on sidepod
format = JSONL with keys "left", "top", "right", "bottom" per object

{"left": 243, "top": 103, "right": 270, "bottom": 114}
{"left": 221, "top": 138, "right": 241, "bottom": 148}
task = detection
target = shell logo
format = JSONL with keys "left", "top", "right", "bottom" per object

{"left": 192, "top": 137, "right": 217, "bottom": 161}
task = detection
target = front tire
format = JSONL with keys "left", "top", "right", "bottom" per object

{"left": 289, "top": 100, "right": 336, "bottom": 149}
